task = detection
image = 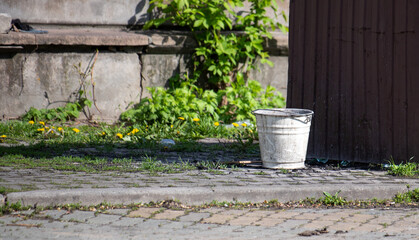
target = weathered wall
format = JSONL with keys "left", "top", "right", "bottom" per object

{"left": 0, "top": 52, "right": 142, "bottom": 122}
{"left": 0, "top": 0, "right": 289, "bottom": 122}
{"left": 0, "top": 0, "right": 289, "bottom": 27}
{"left": 0, "top": 0, "right": 149, "bottom": 26}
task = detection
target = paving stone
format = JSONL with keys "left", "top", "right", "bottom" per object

{"left": 217, "top": 209, "right": 249, "bottom": 216}
{"left": 198, "top": 208, "right": 223, "bottom": 214}
{"left": 243, "top": 210, "right": 271, "bottom": 218}
{"left": 344, "top": 214, "right": 376, "bottom": 223}
{"left": 317, "top": 211, "right": 353, "bottom": 221}
{"left": 278, "top": 219, "right": 311, "bottom": 230}
{"left": 293, "top": 212, "right": 323, "bottom": 220}
{"left": 201, "top": 213, "right": 234, "bottom": 224}
{"left": 327, "top": 221, "right": 361, "bottom": 231}
{"left": 60, "top": 210, "right": 96, "bottom": 222}
{"left": 178, "top": 212, "right": 211, "bottom": 222}
{"left": 228, "top": 216, "right": 260, "bottom": 226}
{"left": 112, "top": 217, "right": 144, "bottom": 227}
{"left": 127, "top": 207, "right": 162, "bottom": 218}
{"left": 40, "top": 210, "right": 67, "bottom": 220}
{"left": 302, "top": 220, "right": 335, "bottom": 229}
{"left": 103, "top": 208, "right": 130, "bottom": 216}
{"left": 0, "top": 216, "right": 24, "bottom": 225}
{"left": 153, "top": 209, "right": 186, "bottom": 220}
{"left": 355, "top": 223, "right": 385, "bottom": 232}
{"left": 86, "top": 214, "right": 121, "bottom": 225}
{"left": 267, "top": 210, "right": 301, "bottom": 219}
{"left": 253, "top": 217, "right": 285, "bottom": 227}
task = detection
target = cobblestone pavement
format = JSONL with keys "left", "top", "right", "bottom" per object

{"left": 1, "top": 207, "right": 418, "bottom": 239}
{"left": 1, "top": 166, "right": 418, "bottom": 192}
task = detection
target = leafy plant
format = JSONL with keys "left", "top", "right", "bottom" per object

{"left": 219, "top": 75, "right": 285, "bottom": 122}
{"left": 387, "top": 157, "right": 418, "bottom": 178}
{"left": 393, "top": 188, "right": 419, "bottom": 203}
{"left": 146, "top": 0, "right": 287, "bottom": 89}
{"left": 121, "top": 77, "right": 284, "bottom": 124}
{"left": 320, "top": 191, "right": 347, "bottom": 206}
{"left": 125, "top": 0, "right": 287, "bottom": 124}
{"left": 121, "top": 82, "right": 219, "bottom": 124}
{"left": 22, "top": 100, "right": 90, "bottom": 122}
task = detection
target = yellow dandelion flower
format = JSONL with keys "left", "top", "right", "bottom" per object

{"left": 127, "top": 132, "right": 131, "bottom": 136}
{"left": 72, "top": 128, "right": 80, "bottom": 133}
{"left": 192, "top": 118, "right": 200, "bottom": 122}
{"left": 176, "top": 131, "right": 180, "bottom": 134}
{"left": 101, "top": 132, "right": 106, "bottom": 135}
{"left": 58, "top": 127, "right": 63, "bottom": 132}
{"left": 116, "top": 133, "right": 123, "bottom": 139}
{"left": 132, "top": 128, "right": 139, "bottom": 134}
{"left": 241, "top": 123, "right": 247, "bottom": 127}
{"left": 170, "top": 125, "right": 173, "bottom": 128}
{"left": 37, "top": 128, "right": 45, "bottom": 132}
{"left": 39, "top": 121, "right": 45, "bottom": 126}
{"left": 0, "top": 135, "right": 6, "bottom": 138}
{"left": 232, "top": 123, "right": 239, "bottom": 127}
{"left": 45, "top": 126, "right": 49, "bottom": 130}
{"left": 51, "top": 130, "right": 54, "bottom": 134}
{"left": 214, "top": 122, "right": 220, "bottom": 126}
{"left": 178, "top": 117, "right": 185, "bottom": 120}
{"left": 28, "top": 121, "right": 35, "bottom": 125}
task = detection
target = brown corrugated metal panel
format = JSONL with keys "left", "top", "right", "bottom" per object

{"left": 287, "top": 0, "right": 418, "bottom": 164}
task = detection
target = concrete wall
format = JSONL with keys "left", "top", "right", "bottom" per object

{"left": 0, "top": 0, "right": 149, "bottom": 26}
{"left": 0, "top": 52, "right": 142, "bottom": 122}
{"left": 0, "top": 0, "right": 289, "bottom": 122}
{"left": 0, "top": 0, "right": 289, "bottom": 27}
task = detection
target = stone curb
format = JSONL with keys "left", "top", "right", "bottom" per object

{"left": 5, "top": 184, "right": 412, "bottom": 207}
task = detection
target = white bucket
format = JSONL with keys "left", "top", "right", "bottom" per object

{"left": 252, "top": 108, "right": 314, "bottom": 169}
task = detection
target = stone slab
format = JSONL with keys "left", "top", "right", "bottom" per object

{"left": 6, "top": 183, "right": 416, "bottom": 207}
{"left": 0, "top": 29, "right": 150, "bottom": 46}
{"left": 0, "top": 13, "right": 11, "bottom": 34}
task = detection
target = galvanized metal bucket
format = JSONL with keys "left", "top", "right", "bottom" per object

{"left": 252, "top": 108, "right": 314, "bottom": 169}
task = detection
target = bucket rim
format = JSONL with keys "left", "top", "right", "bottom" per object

{"left": 252, "top": 108, "right": 314, "bottom": 117}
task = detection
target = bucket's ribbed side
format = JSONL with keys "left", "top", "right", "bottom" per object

{"left": 256, "top": 113, "right": 312, "bottom": 169}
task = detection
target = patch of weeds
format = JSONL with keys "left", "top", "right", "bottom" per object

{"left": 18, "top": 184, "right": 39, "bottom": 192}
{"left": 278, "top": 169, "right": 290, "bottom": 174}
{"left": 0, "top": 186, "right": 19, "bottom": 195}
{"left": 386, "top": 157, "right": 418, "bottom": 178}
{"left": 92, "top": 185, "right": 110, "bottom": 189}
{"left": 206, "top": 169, "right": 226, "bottom": 175}
{"left": 121, "top": 183, "right": 145, "bottom": 188}
{"left": 196, "top": 160, "right": 227, "bottom": 170}
{"left": 0, "top": 201, "right": 30, "bottom": 216}
{"left": 380, "top": 222, "right": 389, "bottom": 228}
{"left": 319, "top": 191, "right": 347, "bottom": 206}
{"left": 139, "top": 156, "right": 171, "bottom": 174}
{"left": 254, "top": 171, "right": 268, "bottom": 175}
{"left": 67, "top": 218, "right": 85, "bottom": 223}
{"left": 393, "top": 187, "right": 419, "bottom": 203}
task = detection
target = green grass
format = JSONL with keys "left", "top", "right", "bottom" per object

{"left": 387, "top": 157, "right": 418, "bottom": 178}
{"left": 0, "top": 119, "right": 256, "bottom": 145}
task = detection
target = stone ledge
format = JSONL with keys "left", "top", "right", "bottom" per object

{"left": 0, "top": 29, "right": 151, "bottom": 46}
{"left": 0, "top": 29, "right": 288, "bottom": 55}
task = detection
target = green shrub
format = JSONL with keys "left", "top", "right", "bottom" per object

{"left": 122, "top": 0, "right": 287, "bottom": 124}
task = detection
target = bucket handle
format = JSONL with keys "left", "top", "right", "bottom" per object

{"left": 293, "top": 115, "right": 312, "bottom": 124}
